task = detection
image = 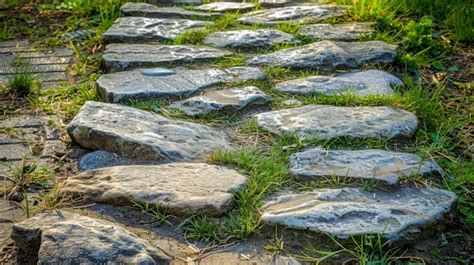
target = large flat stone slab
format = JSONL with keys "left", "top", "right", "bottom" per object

{"left": 275, "top": 70, "right": 402, "bottom": 96}
{"left": 195, "top": 2, "right": 255, "bottom": 12}
{"left": 103, "top": 44, "right": 232, "bottom": 71}
{"left": 62, "top": 163, "right": 247, "bottom": 216}
{"left": 78, "top": 150, "right": 159, "bottom": 171}
{"left": 102, "top": 17, "right": 213, "bottom": 43}
{"left": 11, "top": 211, "right": 170, "bottom": 264}
{"left": 67, "top": 101, "right": 229, "bottom": 162}
{"left": 121, "top": 2, "right": 220, "bottom": 19}
{"left": 247, "top": 41, "right": 397, "bottom": 70}
{"left": 261, "top": 187, "right": 456, "bottom": 240}
{"left": 290, "top": 147, "right": 443, "bottom": 186}
{"left": 203, "top": 29, "right": 301, "bottom": 50}
{"left": 299, "top": 22, "right": 376, "bottom": 41}
{"left": 254, "top": 105, "right": 419, "bottom": 140}
{"left": 97, "top": 66, "right": 265, "bottom": 102}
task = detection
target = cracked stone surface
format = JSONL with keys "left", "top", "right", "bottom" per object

{"left": 195, "top": 2, "right": 255, "bottom": 12}
{"left": 121, "top": 2, "right": 220, "bottom": 19}
{"left": 102, "top": 17, "right": 212, "bottom": 43}
{"left": 247, "top": 41, "right": 397, "bottom": 70}
{"left": 170, "top": 86, "right": 271, "bottom": 116}
{"left": 254, "top": 105, "right": 419, "bottom": 140}
{"left": 11, "top": 211, "right": 170, "bottom": 264}
{"left": 67, "top": 101, "right": 229, "bottom": 162}
{"left": 275, "top": 70, "right": 402, "bottom": 96}
{"left": 261, "top": 187, "right": 456, "bottom": 240}
{"left": 299, "top": 22, "right": 376, "bottom": 41}
{"left": 97, "top": 66, "right": 265, "bottom": 102}
{"left": 62, "top": 163, "right": 247, "bottom": 216}
{"left": 103, "top": 43, "right": 232, "bottom": 71}
{"left": 203, "top": 29, "right": 301, "bottom": 50}
{"left": 290, "top": 147, "right": 443, "bottom": 186}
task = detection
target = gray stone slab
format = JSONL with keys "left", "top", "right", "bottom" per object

{"left": 258, "top": 0, "right": 291, "bottom": 8}
{"left": 195, "top": 2, "right": 255, "bottom": 12}
{"left": 0, "top": 72, "right": 67, "bottom": 83}
{"left": 300, "top": 22, "right": 376, "bottom": 41}
{"left": 203, "top": 29, "right": 301, "bottom": 50}
{"left": 121, "top": 2, "right": 220, "bottom": 19}
{"left": 78, "top": 150, "right": 159, "bottom": 171}
{"left": 0, "top": 199, "right": 24, "bottom": 243}
{"left": 0, "top": 64, "right": 67, "bottom": 75}
{"left": 0, "top": 40, "right": 29, "bottom": 47}
{"left": 17, "top": 48, "right": 73, "bottom": 58}
{"left": 0, "top": 143, "right": 32, "bottom": 160}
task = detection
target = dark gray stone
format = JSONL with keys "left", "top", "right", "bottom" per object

{"left": 195, "top": 2, "right": 255, "bottom": 12}
{"left": 203, "top": 29, "right": 301, "bottom": 50}
{"left": 299, "top": 22, "right": 376, "bottom": 41}
{"left": 121, "top": 2, "right": 220, "bottom": 19}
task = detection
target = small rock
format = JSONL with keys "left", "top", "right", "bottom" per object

{"left": 299, "top": 22, "right": 376, "bottom": 41}
{"left": 121, "top": 2, "right": 220, "bottom": 19}
{"left": 203, "top": 29, "right": 301, "bottom": 50}
{"left": 195, "top": 2, "right": 255, "bottom": 12}
{"left": 78, "top": 150, "right": 160, "bottom": 171}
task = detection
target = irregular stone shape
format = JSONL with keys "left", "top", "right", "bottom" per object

{"left": 290, "top": 147, "right": 443, "bottom": 186}
{"left": 238, "top": 5, "right": 346, "bottom": 25}
{"left": 103, "top": 44, "right": 232, "bottom": 71}
{"left": 203, "top": 29, "right": 301, "bottom": 50}
{"left": 121, "top": 2, "right": 220, "bottom": 19}
{"left": 247, "top": 41, "right": 397, "bottom": 70}
{"left": 299, "top": 22, "right": 376, "bottom": 41}
{"left": 102, "top": 17, "right": 212, "bottom": 43}
{"left": 67, "top": 101, "right": 229, "bottom": 162}
{"left": 261, "top": 187, "right": 456, "bottom": 240}
{"left": 78, "top": 150, "right": 159, "bottom": 171}
{"left": 170, "top": 86, "right": 271, "bottom": 116}
{"left": 195, "top": 2, "right": 255, "bottom": 12}
{"left": 62, "top": 163, "right": 247, "bottom": 216}
{"left": 97, "top": 66, "right": 265, "bottom": 102}
{"left": 254, "top": 105, "right": 418, "bottom": 140}
{"left": 275, "top": 70, "right": 402, "bottom": 96}
{"left": 11, "top": 211, "right": 170, "bottom": 264}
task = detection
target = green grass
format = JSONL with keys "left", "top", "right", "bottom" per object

{"left": 4, "top": 61, "right": 39, "bottom": 96}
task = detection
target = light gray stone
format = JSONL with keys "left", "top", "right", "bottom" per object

{"left": 11, "top": 211, "right": 170, "bottom": 264}
{"left": 103, "top": 44, "right": 232, "bottom": 71}
{"left": 78, "top": 150, "right": 159, "bottom": 171}
{"left": 67, "top": 101, "right": 229, "bottom": 162}
{"left": 196, "top": 2, "right": 255, "bottom": 12}
{"left": 97, "top": 66, "right": 265, "bottom": 102}
{"left": 254, "top": 105, "right": 419, "bottom": 140}
{"left": 203, "top": 29, "right": 301, "bottom": 50}
{"left": 121, "top": 2, "right": 219, "bottom": 19}
{"left": 170, "top": 86, "right": 271, "bottom": 116}
{"left": 62, "top": 163, "right": 247, "bottom": 216}
{"left": 290, "top": 147, "right": 443, "bottom": 186}
{"left": 102, "top": 17, "right": 213, "bottom": 43}
{"left": 299, "top": 22, "right": 376, "bottom": 41}
{"left": 275, "top": 70, "right": 402, "bottom": 96}
{"left": 261, "top": 187, "right": 456, "bottom": 240}
{"left": 247, "top": 41, "right": 397, "bottom": 70}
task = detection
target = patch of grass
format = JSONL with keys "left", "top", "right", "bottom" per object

{"left": 275, "top": 22, "right": 301, "bottom": 36}
{"left": 212, "top": 12, "right": 240, "bottom": 31}
{"left": 173, "top": 29, "right": 210, "bottom": 45}
{"left": 4, "top": 63, "right": 39, "bottom": 96}
{"left": 131, "top": 201, "right": 173, "bottom": 225}
{"left": 4, "top": 158, "right": 54, "bottom": 199}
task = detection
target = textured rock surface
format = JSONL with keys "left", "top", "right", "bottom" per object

{"left": 121, "top": 2, "right": 219, "bottom": 19}
{"left": 62, "top": 163, "right": 247, "bottom": 216}
{"left": 275, "top": 70, "right": 402, "bottom": 96}
{"left": 67, "top": 101, "right": 229, "bottom": 161}
{"left": 247, "top": 41, "right": 397, "bottom": 70}
{"left": 261, "top": 187, "right": 456, "bottom": 240}
{"left": 11, "top": 211, "right": 170, "bottom": 264}
{"left": 102, "top": 17, "right": 212, "bottom": 43}
{"left": 103, "top": 43, "right": 232, "bottom": 71}
{"left": 290, "top": 147, "right": 443, "bottom": 186}
{"left": 97, "top": 66, "right": 265, "bottom": 102}
{"left": 78, "top": 150, "right": 159, "bottom": 171}
{"left": 203, "top": 29, "right": 301, "bottom": 50}
{"left": 170, "top": 86, "right": 271, "bottom": 116}
{"left": 196, "top": 2, "right": 255, "bottom": 12}
{"left": 299, "top": 22, "right": 375, "bottom": 41}
{"left": 255, "top": 105, "right": 419, "bottom": 140}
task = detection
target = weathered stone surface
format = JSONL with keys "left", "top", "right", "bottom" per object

{"left": 102, "top": 17, "right": 212, "bottom": 43}
{"left": 103, "top": 43, "right": 232, "bottom": 71}
{"left": 62, "top": 163, "right": 247, "bottom": 216}
{"left": 290, "top": 147, "right": 443, "bottom": 186}
{"left": 121, "top": 3, "right": 220, "bottom": 19}
{"left": 247, "top": 41, "right": 397, "bottom": 70}
{"left": 78, "top": 150, "right": 159, "bottom": 171}
{"left": 203, "top": 29, "right": 301, "bottom": 50}
{"left": 97, "top": 66, "right": 265, "bottom": 102}
{"left": 0, "top": 199, "right": 24, "bottom": 243}
{"left": 275, "top": 70, "right": 402, "bottom": 96}
{"left": 254, "top": 105, "right": 419, "bottom": 140}
{"left": 261, "top": 187, "right": 456, "bottom": 240}
{"left": 258, "top": 0, "right": 291, "bottom": 8}
{"left": 196, "top": 2, "right": 255, "bottom": 12}
{"left": 67, "top": 101, "right": 229, "bottom": 162}
{"left": 299, "top": 22, "right": 375, "bottom": 41}
{"left": 170, "top": 86, "right": 270, "bottom": 116}
{"left": 11, "top": 211, "right": 170, "bottom": 263}
{"left": 238, "top": 5, "right": 346, "bottom": 25}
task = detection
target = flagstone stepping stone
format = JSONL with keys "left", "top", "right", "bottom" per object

{"left": 103, "top": 44, "right": 232, "bottom": 71}
{"left": 67, "top": 101, "right": 229, "bottom": 162}
{"left": 238, "top": 4, "right": 346, "bottom": 25}
{"left": 299, "top": 22, "right": 376, "bottom": 41}
{"left": 121, "top": 2, "right": 220, "bottom": 19}
{"left": 11, "top": 210, "right": 170, "bottom": 264}
{"left": 196, "top": 2, "right": 255, "bottom": 12}
{"left": 170, "top": 86, "right": 271, "bottom": 116}
{"left": 254, "top": 105, "right": 418, "bottom": 140}
{"left": 290, "top": 147, "right": 443, "bottom": 186}
{"left": 275, "top": 70, "right": 402, "bottom": 96}
{"left": 78, "top": 150, "right": 159, "bottom": 171}
{"left": 62, "top": 163, "right": 247, "bottom": 216}
{"left": 97, "top": 66, "right": 265, "bottom": 102}
{"left": 261, "top": 187, "right": 456, "bottom": 240}
{"left": 102, "top": 17, "right": 213, "bottom": 43}
{"left": 202, "top": 29, "right": 301, "bottom": 50}
{"left": 247, "top": 41, "right": 397, "bottom": 70}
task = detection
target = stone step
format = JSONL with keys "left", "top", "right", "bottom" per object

{"left": 62, "top": 163, "right": 247, "bottom": 216}
{"left": 261, "top": 187, "right": 456, "bottom": 241}
{"left": 254, "top": 105, "right": 419, "bottom": 140}
{"left": 67, "top": 101, "right": 229, "bottom": 162}
{"left": 97, "top": 66, "right": 265, "bottom": 103}
{"left": 121, "top": 2, "right": 220, "bottom": 19}
{"left": 247, "top": 41, "right": 397, "bottom": 70}
{"left": 299, "top": 22, "right": 376, "bottom": 41}
{"left": 203, "top": 29, "right": 301, "bottom": 50}
{"left": 195, "top": 2, "right": 256, "bottom": 13}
